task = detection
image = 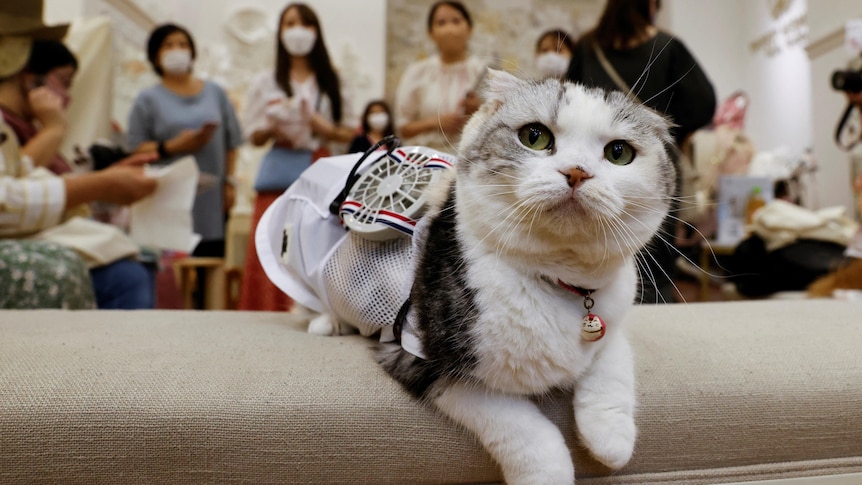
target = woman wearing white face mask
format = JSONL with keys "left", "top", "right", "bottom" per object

{"left": 348, "top": 100, "right": 395, "bottom": 154}
{"left": 394, "top": 1, "right": 486, "bottom": 153}
{"left": 127, "top": 23, "right": 243, "bottom": 308}
{"left": 239, "top": 2, "right": 355, "bottom": 311}
{"left": 534, "top": 29, "right": 574, "bottom": 78}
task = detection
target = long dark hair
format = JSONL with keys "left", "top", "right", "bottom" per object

{"left": 275, "top": 3, "right": 342, "bottom": 123}
{"left": 25, "top": 40, "right": 78, "bottom": 75}
{"left": 535, "top": 29, "right": 575, "bottom": 54}
{"left": 360, "top": 100, "right": 395, "bottom": 136}
{"left": 586, "top": 0, "right": 657, "bottom": 50}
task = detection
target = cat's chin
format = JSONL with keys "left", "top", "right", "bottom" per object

{"left": 545, "top": 195, "right": 591, "bottom": 217}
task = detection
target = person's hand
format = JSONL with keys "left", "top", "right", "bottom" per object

{"left": 272, "top": 127, "right": 296, "bottom": 148}
{"left": 223, "top": 183, "right": 235, "bottom": 214}
{"left": 28, "top": 86, "right": 67, "bottom": 129}
{"left": 116, "top": 151, "right": 159, "bottom": 167}
{"left": 438, "top": 112, "right": 466, "bottom": 135}
{"left": 99, "top": 165, "right": 158, "bottom": 205}
{"left": 309, "top": 111, "right": 335, "bottom": 139}
{"left": 165, "top": 123, "right": 218, "bottom": 155}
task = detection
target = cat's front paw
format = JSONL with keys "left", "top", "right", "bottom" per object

{"left": 307, "top": 313, "right": 336, "bottom": 336}
{"left": 575, "top": 406, "right": 636, "bottom": 470}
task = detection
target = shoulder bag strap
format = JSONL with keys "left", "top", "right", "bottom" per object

{"left": 592, "top": 42, "right": 642, "bottom": 104}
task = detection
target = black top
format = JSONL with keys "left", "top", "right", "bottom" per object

{"left": 567, "top": 31, "right": 716, "bottom": 145}
{"left": 348, "top": 134, "right": 373, "bottom": 154}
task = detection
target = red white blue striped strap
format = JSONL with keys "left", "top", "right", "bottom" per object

{"left": 339, "top": 200, "right": 418, "bottom": 236}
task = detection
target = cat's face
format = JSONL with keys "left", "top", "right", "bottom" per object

{"left": 457, "top": 70, "right": 676, "bottom": 262}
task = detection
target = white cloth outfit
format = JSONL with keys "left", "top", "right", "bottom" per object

{"left": 242, "top": 70, "right": 353, "bottom": 152}
{"left": 256, "top": 152, "right": 413, "bottom": 339}
{"left": 395, "top": 55, "right": 487, "bottom": 152}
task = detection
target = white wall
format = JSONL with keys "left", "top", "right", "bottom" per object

{"left": 44, "top": 0, "right": 85, "bottom": 25}
{"left": 663, "top": 0, "right": 861, "bottom": 211}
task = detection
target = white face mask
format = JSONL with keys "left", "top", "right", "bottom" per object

{"left": 367, "top": 112, "right": 389, "bottom": 132}
{"left": 161, "top": 49, "right": 193, "bottom": 75}
{"left": 281, "top": 27, "right": 317, "bottom": 57}
{"left": 535, "top": 52, "right": 570, "bottom": 78}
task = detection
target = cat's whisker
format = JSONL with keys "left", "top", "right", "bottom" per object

{"left": 494, "top": 196, "right": 543, "bottom": 258}
{"left": 630, "top": 35, "right": 674, "bottom": 101}
{"left": 459, "top": 195, "right": 535, "bottom": 270}
{"left": 604, "top": 210, "right": 671, "bottom": 303}
{"left": 641, "top": 65, "right": 696, "bottom": 107}
{"left": 625, "top": 200, "right": 733, "bottom": 279}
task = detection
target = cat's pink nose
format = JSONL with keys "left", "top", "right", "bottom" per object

{"left": 561, "top": 167, "right": 592, "bottom": 189}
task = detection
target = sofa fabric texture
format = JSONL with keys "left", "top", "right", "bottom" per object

{"left": 1, "top": 300, "right": 861, "bottom": 484}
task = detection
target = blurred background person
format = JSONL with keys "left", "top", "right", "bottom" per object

{"left": 0, "top": 40, "right": 77, "bottom": 175}
{"left": 127, "top": 23, "right": 243, "bottom": 262}
{"left": 534, "top": 29, "right": 575, "bottom": 79}
{"left": 0, "top": 2, "right": 158, "bottom": 309}
{"left": 239, "top": 2, "right": 354, "bottom": 311}
{"left": 348, "top": 99, "right": 395, "bottom": 153}
{"left": 394, "top": 1, "right": 485, "bottom": 153}
{"left": 566, "top": 0, "right": 717, "bottom": 304}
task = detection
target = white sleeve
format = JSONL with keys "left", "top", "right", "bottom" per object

{"left": 394, "top": 61, "right": 424, "bottom": 131}
{"left": 0, "top": 173, "right": 66, "bottom": 237}
{"left": 242, "top": 71, "right": 276, "bottom": 141}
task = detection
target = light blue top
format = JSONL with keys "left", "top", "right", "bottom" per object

{"left": 127, "top": 80, "right": 243, "bottom": 242}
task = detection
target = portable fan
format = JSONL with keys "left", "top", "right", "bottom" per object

{"left": 338, "top": 146, "right": 456, "bottom": 241}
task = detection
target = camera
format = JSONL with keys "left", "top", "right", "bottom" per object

{"left": 832, "top": 69, "right": 862, "bottom": 93}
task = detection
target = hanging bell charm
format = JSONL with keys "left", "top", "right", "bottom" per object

{"left": 581, "top": 313, "right": 606, "bottom": 341}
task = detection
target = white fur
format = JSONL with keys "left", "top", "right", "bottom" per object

{"left": 434, "top": 382, "right": 576, "bottom": 485}
{"left": 302, "top": 71, "right": 668, "bottom": 483}
{"left": 422, "top": 71, "right": 671, "bottom": 483}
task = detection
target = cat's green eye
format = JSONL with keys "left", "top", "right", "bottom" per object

{"left": 517, "top": 124, "right": 554, "bottom": 151}
{"left": 603, "top": 140, "right": 636, "bottom": 165}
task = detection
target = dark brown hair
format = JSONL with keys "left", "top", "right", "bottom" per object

{"left": 146, "top": 23, "right": 196, "bottom": 77}
{"left": 535, "top": 29, "right": 575, "bottom": 55}
{"left": 426, "top": 1, "right": 472, "bottom": 32}
{"left": 275, "top": 3, "right": 343, "bottom": 122}
{"left": 585, "top": 0, "right": 658, "bottom": 50}
{"left": 360, "top": 100, "right": 395, "bottom": 136}
{"left": 26, "top": 40, "right": 78, "bottom": 75}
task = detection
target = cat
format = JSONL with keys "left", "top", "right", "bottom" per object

{"left": 377, "top": 70, "right": 676, "bottom": 485}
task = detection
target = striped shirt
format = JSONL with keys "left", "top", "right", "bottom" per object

{"left": 0, "top": 120, "right": 66, "bottom": 238}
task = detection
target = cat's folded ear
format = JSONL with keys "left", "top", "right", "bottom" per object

{"left": 478, "top": 69, "right": 523, "bottom": 107}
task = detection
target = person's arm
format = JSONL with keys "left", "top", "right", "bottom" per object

{"left": 19, "top": 86, "right": 67, "bottom": 168}
{"left": 666, "top": 38, "right": 717, "bottom": 140}
{"left": 248, "top": 126, "right": 274, "bottom": 147}
{"left": 132, "top": 128, "right": 216, "bottom": 158}
{"left": 0, "top": 157, "right": 156, "bottom": 237}
{"left": 399, "top": 116, "right": 440, "bottom": 139}
{"left": 65, "top": 152, "right": 158, "bottom": 207}
{"left": 223, "top": 148, "right": 237, "bottom": 213}
{"left": 242, "top": 72, "right": 279, "bottom": 147}
{"left": 394, "top": 62, "right": 434, "bottom": 139}
{"left": 309, "top": 112, "right": 354, "bottom": 143}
